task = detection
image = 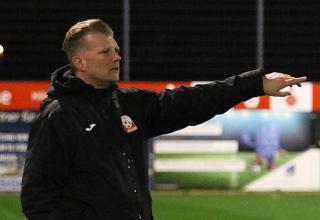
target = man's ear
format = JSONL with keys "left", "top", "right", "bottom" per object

{"left": 71, "top": 56, "right": 86, "bottom": 71}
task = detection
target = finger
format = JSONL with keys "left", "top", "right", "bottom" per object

{"left": 282, "top": 75, "right": 305, "bottom": 80}
{"left": 289, "top": 83, "right": 302, "bottom": 87}
{"left": 284, "top": 77, "right": 307, "bottom": 87}
{"left": 278, "top": 91, "right": 291, "bottom": 97}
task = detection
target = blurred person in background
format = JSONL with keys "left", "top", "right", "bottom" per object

{"left": 242, "top": 122, "right": 282, "bottom": 173}
{"left": 20, "top": 18, "right": 307, "bottom": 220}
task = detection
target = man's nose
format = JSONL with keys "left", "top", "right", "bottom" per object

{"left": 113, "top": 53, "right": 122, "bottom": 62}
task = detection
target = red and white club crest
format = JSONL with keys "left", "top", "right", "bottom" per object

{"left": 121, "top": 115, "right": 138, "bottom": 133}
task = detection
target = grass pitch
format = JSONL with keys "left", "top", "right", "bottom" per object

{"left": 1, "top": 191, "right": 320, "bottom": 220}
{"left": 153, "top": 191, "right": 320, "bottom": 220}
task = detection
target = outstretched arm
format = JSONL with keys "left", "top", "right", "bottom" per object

{"left": 263, "top": 73, "right": 307, "bottom": 97}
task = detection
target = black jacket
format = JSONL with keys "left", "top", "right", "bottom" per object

{"left": 21, "top": 65, "right": 265, "bottom": 220}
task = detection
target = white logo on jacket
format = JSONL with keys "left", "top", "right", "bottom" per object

{"left": 85, "top": 124, "right": 96, "bottom": 131}
{"left": 121, "top": 115, "right": 138, "bottom": 133}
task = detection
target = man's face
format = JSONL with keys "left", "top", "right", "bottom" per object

{"left": 77, "top": 33, "right": 121, "bottom": 88}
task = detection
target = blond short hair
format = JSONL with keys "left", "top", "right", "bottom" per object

{"left": 62, "top": 19, "right": 114, "bottom": 61}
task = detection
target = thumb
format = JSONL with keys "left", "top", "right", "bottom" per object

{"left": 277, "top": 90, "right": 291, "bottom": 97}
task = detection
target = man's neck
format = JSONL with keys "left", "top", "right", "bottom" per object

{"left": 74, "top": 70, "right": 113, "bottom": 89}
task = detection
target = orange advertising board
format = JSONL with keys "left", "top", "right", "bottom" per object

{"left": 0, "top": 81, "right": 190, "bottom": 110}
{"left": 0, "top": 81, "right": 319, "bottom": 111}
{"left": 234, "top": 95, "right": 270, "bottom": 110}
{"left": 0, "top": 81, "right": 48, "bottom": 110}
{"left": 313, "top": 83, "right": 320, "bottom": 112}
{"left": 118, "top": 81, "right": 191, "bottom": 92}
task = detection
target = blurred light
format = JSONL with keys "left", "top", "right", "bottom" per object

{"left": 0, "top": 44, "right": 4, "bottom": 60}
{"left": 0, "top": 44, "right": 4, "bottom": 54}
{"left": 166, "top": 83, "right": 175, "bottom": 89}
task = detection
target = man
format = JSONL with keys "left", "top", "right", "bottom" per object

{"left": 21, "top": 18, "right": 306, "bottom": 220}
{"left": 242, "top": 122, "right": 281, "bottom": 172}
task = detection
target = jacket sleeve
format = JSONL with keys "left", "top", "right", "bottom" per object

{"left": 142, "top": 69, "right": 265, "bottom": 138}
{"left": 21, "top": 106, "right": 77, "bottom": 220}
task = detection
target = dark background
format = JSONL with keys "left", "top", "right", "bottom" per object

{"left": 0, "top": 0, "right": 319, "bottom": 81}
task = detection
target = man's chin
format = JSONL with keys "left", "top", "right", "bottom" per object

{"left": 109, "top": 71, "right": 120, "bottom": 82}
{"left": 105, "top": 74, "right": 120, "bottom": 83}
{"left": 111, "top": 76, "right": 120, "bottom": 82}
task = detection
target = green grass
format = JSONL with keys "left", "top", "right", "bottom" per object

{"left": 0, "top": 153, "right": 302, "bottom": 219}
{"left": 0, "top": 194, "right": 25, "bottom": 220}
{"left": 2, "top": 192, "right": 320, "bottom": 220}
{"left": 152, "top": 191, "right": 320, "bottom": 220}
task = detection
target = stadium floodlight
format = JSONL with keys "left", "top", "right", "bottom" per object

{"left": 0, "top": 44, "right": 4, "bottom": 60}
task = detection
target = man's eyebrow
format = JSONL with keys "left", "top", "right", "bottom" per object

{"left": 97, "top": 46, "right": 120, "bottom": 53}
{"left": 97, "top": 47, "right": 111, "bottom": 53}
